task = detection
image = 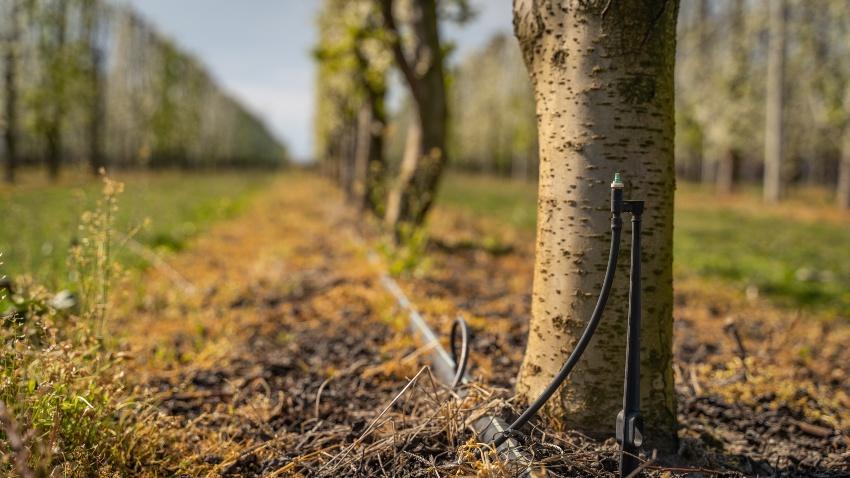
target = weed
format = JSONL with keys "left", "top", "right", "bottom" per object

{"left": 68, "top": 172, "right": 124, "bottom": 335}
{"left": 380, "top": 223, "right": 432, "bottom": 276}
{"left": 0, "top": 174, "right": 152, "bottom": 476}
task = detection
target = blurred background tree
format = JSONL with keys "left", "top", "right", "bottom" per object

{"left": 313, "top": 0, "right": 850, "bottom": 216}
{"left": 314, "top": 0, "right": 390, "bottom": 214}
{"left": 0, "top": 0, "right": 287, "bottom": 183}
{"left": 449, "top": 33, "right": 537, "bottom": 181}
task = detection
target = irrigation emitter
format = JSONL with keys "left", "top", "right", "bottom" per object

{"left": 453, "top": 173, "right": 648, "bottom": 477}
{"left": 373, "top": 172, "right": 650, "bottom": 476}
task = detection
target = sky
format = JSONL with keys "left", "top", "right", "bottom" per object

{"left": 120, "top": 0, "right": 513, "bottom": 162}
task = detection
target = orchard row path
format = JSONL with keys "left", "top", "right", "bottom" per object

{"left": 115, "top": 172, "right": 849, "bottom": 477}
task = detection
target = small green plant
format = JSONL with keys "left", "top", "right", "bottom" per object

{"left": 68, "top": 172, "right": 124, "bottom": 335}
{"left": 381, "top": 223, "right": 432, "bottom": 276}
{"left": 0, "top": 173, "right": 145, "bottom": 476}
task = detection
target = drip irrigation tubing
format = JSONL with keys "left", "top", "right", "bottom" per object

{"left": 360, "top": 248, "right": 532, "bottom": 471}
{"left": 493, "top": 211, "right": 622, "bottom": 448}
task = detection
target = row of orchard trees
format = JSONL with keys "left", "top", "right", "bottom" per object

{"left": 314, "top": 0, "right": 390, "bottom": 214}
{"left": 678, "top": 0, "right": 850, "bottom": 208}
{"left": 448, "top": 0, "right": 850, "bottom": 209}
{"left": 449, "top": 33, "right": 537, "bottom": 180}
{"left": 1, "top": 0, "right": 286, "bottom": 183}
{"left": 315, "top": 0, "right": 472, "bottom": 234}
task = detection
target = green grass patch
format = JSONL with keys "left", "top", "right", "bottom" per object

{"left": 438, "top": 173, "right": 850, "bottom": 317}
{"left": 1, "top": 170, "right": 273, "bottom": 288}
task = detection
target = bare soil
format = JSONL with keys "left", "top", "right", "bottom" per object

{"left": 119, "top": 175, "right": 849, "bottom": 477}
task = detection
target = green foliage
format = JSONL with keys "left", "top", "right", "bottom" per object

{"left": 438, "top": 174, "right": 850, "bottom": 317}
{"left": 0, "top": 181, "right": 135, "bottom": 476}
{"left": 313, "top": 0, "right": 390, "bottom": 164}
{"left": 0, "top": 171, "right": 273, "bottom": 288}
{"left": 380, "top": 223, "right": 431, "bottom": 277}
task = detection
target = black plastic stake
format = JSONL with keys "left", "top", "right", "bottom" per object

{"left": 617, "top": 198, "right": 644, "bottom": 477}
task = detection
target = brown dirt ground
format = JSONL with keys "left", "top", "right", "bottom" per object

{"left": 115, "top": 173, "right": 849, "bottom": 477}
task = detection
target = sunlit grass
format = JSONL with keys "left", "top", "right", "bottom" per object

{"left": 0, "top": 169, "right": 274, "bottom": 288}
{"left": 437, "top": 173, "right": 850, "bottom": 317}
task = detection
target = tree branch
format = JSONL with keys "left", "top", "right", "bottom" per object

{"left": 377, "top": 0, "right": 419, "bottom": 94}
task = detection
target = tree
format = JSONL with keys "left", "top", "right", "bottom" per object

{"left": 677, "top": 0, "right": 755, "bottom": 194}
{"left": 763, "top": 0, "right": 787, "bottom": 203}
{"left": 351, "top": 18, "right": 389, "bottom": 214}
{"left": 713, "top": 0, "right": 747, "bottom": 195}
{"left": 81, "top": 0, "right": 105, "bottom": 175}
{"left": 839, "top": 92, "right": 850, "bottom": 209}
{"left": 450, "top": 33, "right": 537, "bottom": 179}
{"left": 378, "top": 0, "right": 449, "bottom": 234}
{"left": 30, "top": 0, "right": 71, "bottom": 180}
{"left": 793, "top": 0, "right": 850, "bottom": 209}
{"left": 3, "top": 0, "right": 21, "bottom": 183}
{"left": 695, "top": 0, "right": 714, "bottom": 185}
{"left": 513, "top": 0, "right": 679, "bottom": 451}
{"left": 314, "top": 0, "right": 389, "bottom": 214}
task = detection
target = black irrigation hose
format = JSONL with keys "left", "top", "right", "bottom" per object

{"left": 493, "top": 211, "right": 624, "bottom": 448}
{"left": 449, "top": 317, "right": 470, "bottom": 389}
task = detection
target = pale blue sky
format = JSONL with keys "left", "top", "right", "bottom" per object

{"left": 120, "top": 0, "right": 512, "bottom": 161}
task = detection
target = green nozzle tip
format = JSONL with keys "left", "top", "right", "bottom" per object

{"left": 612, "top": 172, "right": 624, "bottom": 188}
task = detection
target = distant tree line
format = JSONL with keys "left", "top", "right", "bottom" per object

{"left": 678, "top": 0, "right": 850, "bottom": 208}
{"left": 448, "top": 33, "right": 537, "bottom": 180}
{"left": 1, "top": 0, "right": 287, "bottom": 183}
{"left": 329, "top": 0, "right": 850, "bottom": 211}
{"left": 448, "top": 0, "right": 850, "bottom": 209}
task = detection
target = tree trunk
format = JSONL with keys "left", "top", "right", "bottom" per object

{"left": 512, "top": 153, "right": 528, "bottom": 182}
{"left": 352, "top": 34, "right": 387, "bottom": 216}
{"left": 353, "top": 97, "right": 386, "bottom": 214}
{"left": 84, "top": 0, "right": 105, "bottom": 175}
{"left": 763, "top": 0, "right": 786, "bottom": 203}
{"left": 838, "top": 125, "right": 850, "bottom": 210}
{"left": 696, "top": 0, "right": 711, "bottom": 185}
{"left": 45, "top": 0, "right": 68, "bottom": 182}
{"left": 513, "top": 0, "right": 679, "bottom": 451}
{"left": 46, "top": 128, "right": 62, "bottom": 181}
{"left": 88, "top": 48, "right": 105, "bottom": 175}
{"left": 716, "top": 150, "right": 737, "bottom": 195}
{"left": 716, "top": 0, "right": 746, "bottom": 194}
{"left": 3, "top": 0, "right": 20, "bottom": 183}
{"left": 381, "top": 0, "right": 448, "bottom": 233}
{"left": 701, "top": 143, "right": 716, "bottom": 185}
{"left": 339, "top": 124, "right": 357, "bottom": 200}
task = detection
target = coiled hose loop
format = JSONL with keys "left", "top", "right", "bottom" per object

{"left": 449, "top": 317, "right": 470, "bottom": 389}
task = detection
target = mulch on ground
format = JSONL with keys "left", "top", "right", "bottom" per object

{"left": 118, "top": 174, "right": 849, "bottom": 477}
{"left": 398, "top": 205, "right": 850, "bottom": 477}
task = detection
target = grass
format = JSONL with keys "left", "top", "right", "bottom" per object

{"left": 0, "top": 169, "right": 274, "bottom": 288}
{"left": 437, "top": 173, "right": 850, "bottom": 318}
{"left": 1, "top": 170, "right": 277, "bottom": 476}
